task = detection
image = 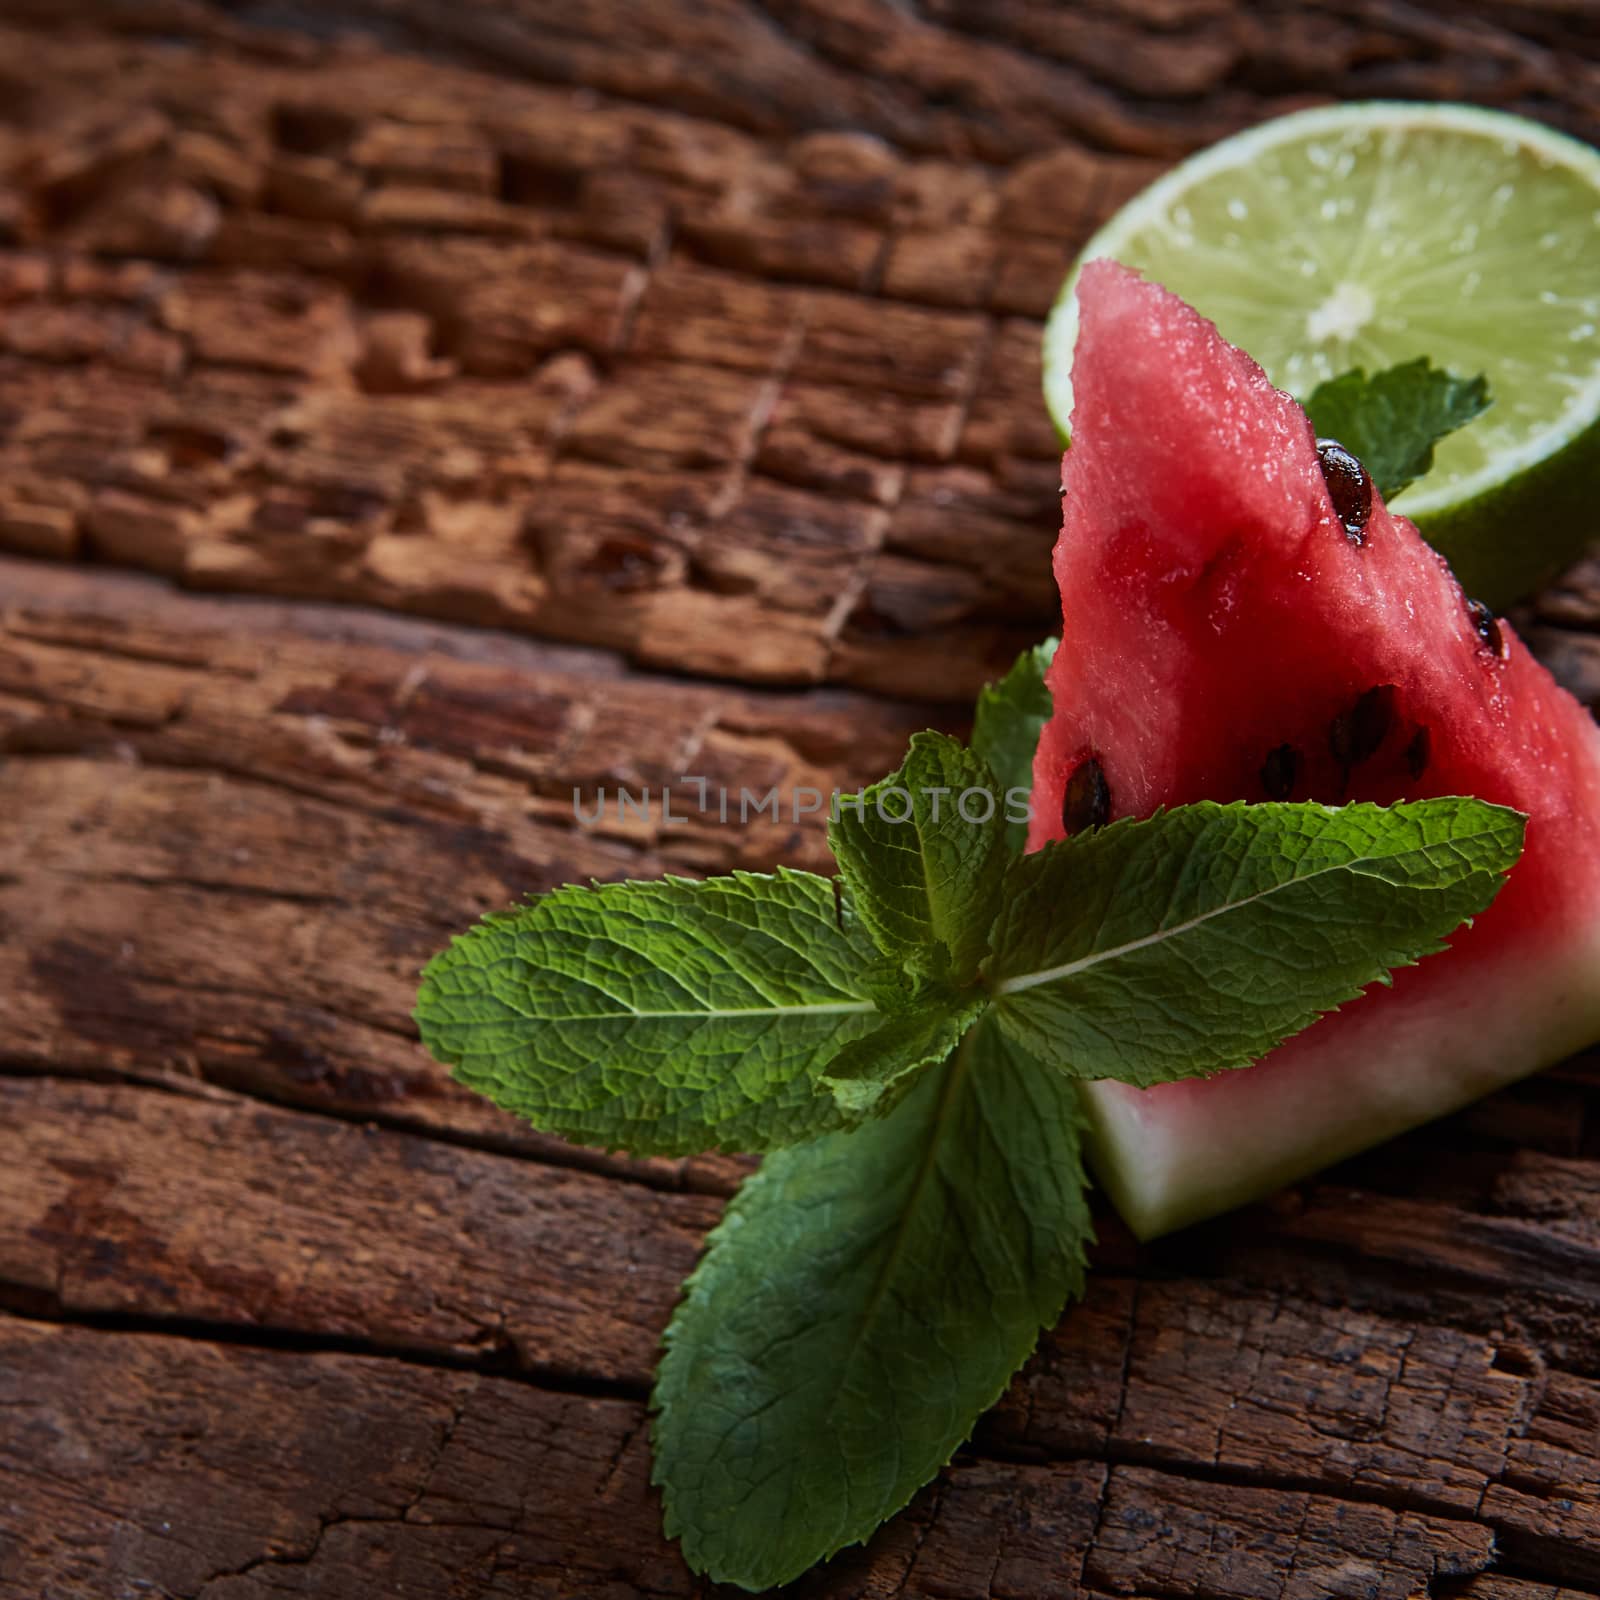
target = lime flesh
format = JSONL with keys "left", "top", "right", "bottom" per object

{"left": 1044, "top": 103, "right": 1600, "bottom": 605}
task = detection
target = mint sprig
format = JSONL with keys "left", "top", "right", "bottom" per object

{"left": 828, "top": 731, "right": 1010, "bottom": 985}
{"left": 416, "top": 869, "right": 879, "bottom": 1155}
{"left": 414, "top": 650, "right": 1526, "bottom": 1591}
{"left": 1306, "top": 357, "right": 1491, "bottom": 500}
{"left": 972, "top": 635, "right": 1057, "bottom": 854}
{"left": 988, "top": 798, "right": 1521, "bottom": 1086}
{"left": 654, "top": 1017, "right": 1089, "bottom": 1593}
{"left": 822, "top": 986, "right": 988, "bottom": 1113}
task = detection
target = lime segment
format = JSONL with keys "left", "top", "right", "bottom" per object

{"left": 1044, "top": 103, "right": 1600, "bottom": 604}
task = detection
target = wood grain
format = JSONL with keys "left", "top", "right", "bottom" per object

{"left": 0, "top": 1, "right": 1598, "bottom": 1595}
{"left": 1, "top": 570, "right": 1599, "bottom": 1595}
{"left": 0, "top": 10, "right": 1593, "bottom": 703}
{"left": 0, "top": 559, "right": 947, "bottom": 1187}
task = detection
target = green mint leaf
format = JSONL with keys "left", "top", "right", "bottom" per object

{"left": 971, "top": 636, "right": 1058, "bottom": 854}
{"left": 828, "top": 731, "right": 1010, "bottom": 984}
{"left": 414, "top": 869, "right": 880, "bottom": 1155}
{"left": 1305, "top": 358, "right": 1491, "bottom": 500}
{"left": 653, "top": 1016, "right": 1091, "bottom": 1590}
{"left": 986, "top": 798, "right": 1524, "bottom": 1087}
{"left": 837, "top": 887, "right": 959, "bottom": 1017}
{"left": 822, "top": 987, "right": 989, "bottom": 1114}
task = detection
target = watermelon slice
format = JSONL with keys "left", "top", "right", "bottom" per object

{"left": 1032, "top": 261, "right": 1600, "bottom": 1240}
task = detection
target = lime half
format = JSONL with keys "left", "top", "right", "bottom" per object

{"left": 1043, "top": 102, "right": 1600, "bottom": 606}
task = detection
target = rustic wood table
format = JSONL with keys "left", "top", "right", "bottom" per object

{"left": 1, "top": 4, "right": 1598, "bottom": 1596}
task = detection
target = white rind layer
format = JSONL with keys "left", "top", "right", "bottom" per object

{"left": 1082, "top": 915, "right": 1600, "bottom": 1241}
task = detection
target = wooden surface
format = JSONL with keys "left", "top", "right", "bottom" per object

{"left": 0, "top": 4, "right": 1598, "bottom": 1596}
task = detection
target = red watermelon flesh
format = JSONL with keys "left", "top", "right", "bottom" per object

{"left": 1032, "top": 260, "right": 1600, "bottom": 1240}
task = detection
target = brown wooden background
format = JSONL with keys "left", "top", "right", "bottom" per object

{"left": 1, "top": 4, "right": 1598, "bottom": 1596}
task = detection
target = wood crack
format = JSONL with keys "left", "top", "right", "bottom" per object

{"left": 0, "top": 1298, "right": 652, "bottom": 1403}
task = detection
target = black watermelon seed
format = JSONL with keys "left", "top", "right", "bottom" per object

{"left": 1466, "top": 598, "right": 1506, "bottom": 658}
{"left": 1062, "top": 756, "right": 1111, "bottom": 834}
{"left": 1260, "top": 743, "right": 1300, "bottom": 801}
{"left": 1405, "top": 726, "right": 1432, "bottom": 781}
{"left": 1315, "top": 438, "right": 1374, "bottom": 545}
{"left": 1329, "top": 684, "right": 1398, "bottom": 768}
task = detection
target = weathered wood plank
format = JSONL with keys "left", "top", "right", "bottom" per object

{"left": 0, "top": 10, "right": 1589, "bottom": 700}
{"left": 985, "top": 1281, "right": 1600, "bottom": 1586}
{"left": 1085, "top": 1466, "right": 1493, "bottom": 1599}
{"left": 4, "top": 559, "right": 1591, "bottom": 1172}
{"left": 0, "top": 559, "right": 945, "bottom": 1176}
{"left": 1460, "top": 1581, "right": 1600, "bottom": 1600}
{"left": 0, "top": 1076, "right": 717, "bottom": 1381}
{"left": 1184, "top": 1172, "right": 1600, "bottom": 1378}
{"left": 3, "top": 559, "right": 1600, "bottom": 1589}
{"left": 0, "top": 1315, "right": 1512, "bottom": 1600}
{"left": 5, "top": 1072, "right": 1600, "bottom": 1583}
{"left": 986, "top": 1279, "right": 1528, "bottom": 1513}
{"left": 0, "top": 1316, "right": 685, "bottom": 1599}
{"left": 18, "top": 0, "right": 1596, "bottom": 162}
{"left": 0, "top": 17, "right": 1078, "bottom": 699}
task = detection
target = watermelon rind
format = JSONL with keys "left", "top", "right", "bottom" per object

{"left": 1083, "top": 928, "right": 1600, "bottom": 1239}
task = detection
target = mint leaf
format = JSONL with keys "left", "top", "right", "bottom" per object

{"left": 987, "top": 799, "right": 1523, "bottom": 1087}
{"left": 829, "top": 731, "right": 1009, "bottom": 984}
{"left": 653, "top": 1016, "right": 1090, "bottom": 1591}
{"left": 972, "top": 637, "right": 1058, "bottom": 853}
{"left": 414, "top": 869, "right": 880, "bottom": 1155}
{"left": 1305, "top": 358, "right": 1491, "bottom": 500}
{"left": 822, "top": 987, "right": 988, "bottom": 1114}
